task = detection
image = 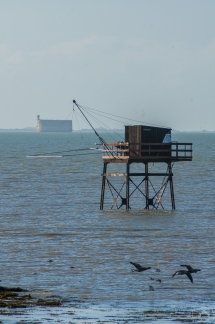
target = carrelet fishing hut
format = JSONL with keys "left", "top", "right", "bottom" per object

{"left": 73, "top": 100, "right": 192, "bottom": 210}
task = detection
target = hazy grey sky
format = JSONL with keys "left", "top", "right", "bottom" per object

{"left": 0, "top": 0, "right": 215, "bottom": 131}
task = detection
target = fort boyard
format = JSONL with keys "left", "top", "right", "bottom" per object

{"left": 36, "top": 115, "right": 72, "bottom": 132}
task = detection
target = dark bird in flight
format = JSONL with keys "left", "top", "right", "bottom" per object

{"left": 180, "top": 265, "right": 201, "bottom": 273}
{"left": 172, "top": 270, "right": 193, "bottom": 283}
{"left": 149, "top": 285, "right": 154, "bottom": 291}
{"left": 156, "top": 279, "right": 161, "bottom": 283}
{"left": 150, "top": 277, "right": 161, "bottom": 283}
{"left": 130, "top": 262, "right": 151, "bottom": 272}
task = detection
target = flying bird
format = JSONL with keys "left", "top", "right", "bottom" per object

{"left": 172, "top": 270, "right": 193, "bottom": 283}
{"left": 180, "top": 265, "right": 201, "bottom": 273}
{"left": 150, "top": 277, "right": 161, "bottom": 283}
{"left": 130, "top": 262, "right": 151, "bottom": 272}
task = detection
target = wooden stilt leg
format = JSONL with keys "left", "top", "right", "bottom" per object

{"left": 168, "top": 163, "right": 175, "bottom": 210}
{"left": 126, "top": 163, "right": 130, "bottom": 209}
{"left": 100, "top": 163, "right": 107, "bottom": 210}
{"left": 145, "top": 163, "right": 149, "bottom": 209}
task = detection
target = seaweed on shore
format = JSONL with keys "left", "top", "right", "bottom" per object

{"left": 0, "top": 286, "right": 62, "bottom": 308}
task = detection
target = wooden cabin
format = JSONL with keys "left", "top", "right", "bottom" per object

{"left": 100, "top": 125, "right": 192, "bottom": 210}
{"left": 102, "top": 125, "right": 192, "bottom": 163}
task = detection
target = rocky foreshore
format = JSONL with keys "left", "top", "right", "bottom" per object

{"left": 0, "top": 286, "right": 64, "bottom": 308}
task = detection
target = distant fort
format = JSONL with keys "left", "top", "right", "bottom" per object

{"left": 36, "top": 115, "right": 72, "bottom": 132}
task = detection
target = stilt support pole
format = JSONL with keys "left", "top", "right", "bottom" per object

{"left": 126, "top": 163, "right": 130, "bottom": 209}
{"left": 100, "top": 163, "right": 107, "bottom": 210}
{"left": 168, "top": 163, "right": 175, "bottom": 210}
{"left": 145, "top": 163, "right": 149, "bottom": 209}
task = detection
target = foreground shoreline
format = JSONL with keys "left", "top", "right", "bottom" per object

{"left": 0, "top": 286, "right": 215, "bottom": 323}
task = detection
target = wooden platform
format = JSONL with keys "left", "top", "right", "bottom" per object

{"left": 102, "top": 142, "right": 192, "bottom": 163}
{"left": 103, "top": 156, "right": 192, "bottom": 163}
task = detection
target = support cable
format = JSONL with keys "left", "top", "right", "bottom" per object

{"left": 106, "top": 180, "right": 119, "bottom": 209}
{"left": 80, "top": 104, "right": 170, "bottom": 129}
{"left": 73, "top": 100, "right": 116, "bottom": 158}
{"left": 81, "top": 106, "right": 123, "bottom": 142}
{"left": 129, "top": 178, "right": 146, "bottom": 198}
{"left": 30, "top": 148, "right": 91, "bottom": 156}
{"left": 73, "top": 100, "right": 106, "bottom": 145}
{"left": 73, "top": 108, "right": 100, "bottom": 147}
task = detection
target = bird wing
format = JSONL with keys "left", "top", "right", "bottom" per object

{"left": 172, "top": 271, "right": 178, "bottom": 278}
{"left": 180, "top": 264, "right": 192, "bottom": 271}
{"left": 130, "top": 262, "right": 142, "bottom": 270}
{"left": 185, "top": 272, "right": 193, "bottom": 283}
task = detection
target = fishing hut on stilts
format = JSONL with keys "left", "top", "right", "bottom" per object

{"left": 73, "top": 100, "right": 192, "bottom": 210}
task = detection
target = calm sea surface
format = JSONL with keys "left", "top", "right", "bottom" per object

{"left": 0, "top": 131, "right": 215, "bottom": 323}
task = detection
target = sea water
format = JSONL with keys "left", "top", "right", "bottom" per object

{"left": 0, "top": 131, "right": 215, "bottom": 323}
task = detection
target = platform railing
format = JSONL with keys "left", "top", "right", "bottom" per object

{"left": 102, "top": 142, "right": 192, "bottom": 161}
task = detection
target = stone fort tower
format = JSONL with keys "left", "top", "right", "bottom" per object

{"left": 36, "top": 115, "right": 72, "bottom": 132}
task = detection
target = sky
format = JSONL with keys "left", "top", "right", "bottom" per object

{"left": 0, "top": 0, "right": 215, "bottom": 131}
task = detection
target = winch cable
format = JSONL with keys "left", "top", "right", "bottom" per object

{"left": 73, "top": 104, "right": 84, "bottom": 140}
{"left": 27, "top": 105, "right": 111, "bottom": 157}
{"left": 80, "top": 106, "right": 124, "bottom": 143}
{"left": 82, "top": 109, "right": 127, "bottom": 126}
{"left": 30, "top": 100, "right": 151, "bottom": 158}
{"left": 73, "top": 100, "right": 115, "bottom": 158}
{"left": 72, "top": 105, "right": 114, "bottom": 153}
{"left": 79, "top": 104, "right": 170, "bottom": 129}
{"left": 28, "top": 147, "right": 93, "bottom": 157}
{"left": 72, "top": 107, "right": 99, "bottom": 147}
{"left": 62, "top": 151, "right": 102, "bottom": 157}
{"left": 73, "top": 106, "right": 124, "bottom": 159}
{"left": 81, "top": 105, "right": 127, "bottom": 132}
{"left": 75, "top": 104, "right": 127, "bottom": 158}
